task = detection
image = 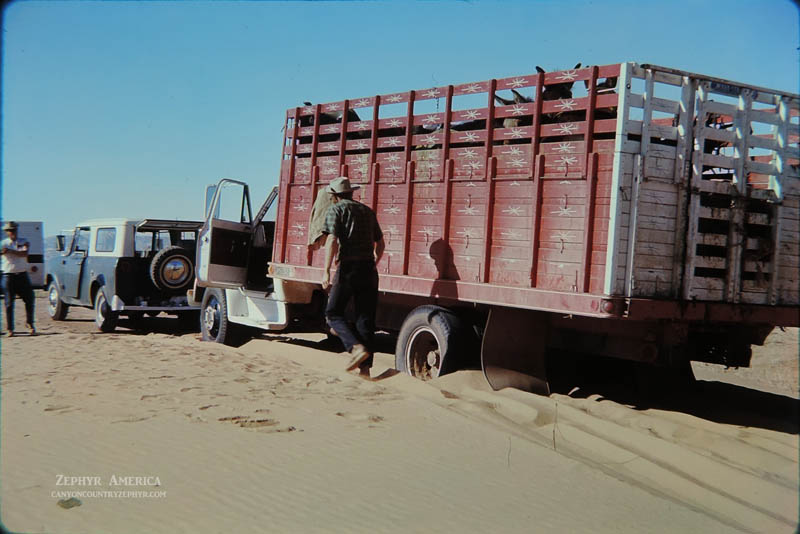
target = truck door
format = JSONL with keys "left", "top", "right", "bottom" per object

{"left": 62, "top": 227, "right": 90, "bottom": 300}
{"left": 196, "top": 179, "right": 253, "bottom": 288}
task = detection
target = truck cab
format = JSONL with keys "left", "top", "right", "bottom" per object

{"left": 193, "top": 179, "right": 311, "bottom": 344}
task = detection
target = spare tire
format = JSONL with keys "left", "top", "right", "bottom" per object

{"left": 150, "top": 245, "right": 195, "bottom": 293}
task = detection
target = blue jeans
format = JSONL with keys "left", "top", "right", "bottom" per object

{"left": 325, "top": 260, "right": 378, "bottom": 368}
{"left": 2, "top": 272, "right": 35, "bottom": 331}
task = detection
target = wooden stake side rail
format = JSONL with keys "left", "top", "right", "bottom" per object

{"left": 272, "top": 62, "right": 800, "bottom": 316}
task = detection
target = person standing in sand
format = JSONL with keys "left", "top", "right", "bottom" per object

{"left": 1, "top": 221, "right": 36, "bottom": 336}
{"left": 321, "top": 177, "right": 385, "bottom": 378}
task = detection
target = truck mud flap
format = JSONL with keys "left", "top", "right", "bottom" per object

{"left": 481, "top": 307, "right": 550, "bottom": 396}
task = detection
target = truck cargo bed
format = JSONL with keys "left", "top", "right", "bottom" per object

{"left": 271, "top": 62, "right": 799, "bottom": 323}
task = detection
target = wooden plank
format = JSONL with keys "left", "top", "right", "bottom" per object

{"left": 650, "top": 96, "right": 680, "bottom": 114}
{"left": 690, "top": 288, "right": 724, "bottom": 301}
{"left": 745, "top": 212, "right": 770, "bottom": 225}
{"left": 694, "top": 256, "right": 727, "bottom": 269}
{"left": 749, "top": 108, "right": 782, "bottom": 126}
{"left": 749, "top": 134, "right": 779, "bottom": 151}
{"left": 644, "top": 156, "right": 676, "bottom": 180}
{"left": 638, "top": 228, "right": 681, "bottom": 244}
{"left": 745, "top": 159, "right": 778, "bottom": 176}
{"left": 702, "top": 153, "right": 736, "bottom": 169}
{"left": 739, "top": 292, "right": 769, "bottom": 305}
{"left": 632, "top": 267, "right": 674, "bottom": 283}
{"left": 651, "top": 70, "right": 684, "bottom": 86}
{"left": 604, "top": 63, "right": 633, "bottom": 296}
{"left": 636, "top": 214, "right": 677, "bottom": 231}
{"left": 697, "top": 180, "right": 737, "bottom": 195}
{"left": 698, "top": 206, "right": 731, "bottom": 220}
{"left": 529, "top": 155, "right": 545, "bottom": 287}
{"left": 634, "top": 254, "right": 677, "bottom": 270}
{"left": 624, "top": 154, "right": 643, "bottom": 297}
{"left": 703, "top": 100, "right": 737, "bottom": 117}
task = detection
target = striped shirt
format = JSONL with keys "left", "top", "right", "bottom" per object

{"left": 322, "top": 199, "right": 383, "bottom": 261}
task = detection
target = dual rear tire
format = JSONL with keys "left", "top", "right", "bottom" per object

{"left": 395, "top": 305, "right": 477, "bottom": 380}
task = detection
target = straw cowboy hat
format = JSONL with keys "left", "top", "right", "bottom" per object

{"left": 325, "top": 176, "right": 360, "bottom": 195}
{"left": 3, "top": 221, "right": 18, "bottom": 231}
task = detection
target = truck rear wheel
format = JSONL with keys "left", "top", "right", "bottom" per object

{"left": 201, "top": 288, "right": 239, "bottom": 345}
{"left": 94, "top": 288, "right": 118, "bottom": 333}
{"left": 395, "top": 305, "right": 475, "bottom": 380}
{"left": 47, "top": 280, "right": 69, "bottom": 320}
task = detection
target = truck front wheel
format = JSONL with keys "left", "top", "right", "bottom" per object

{"left": 395, "top": 305, "right": 475, "bottom": 380}
{"left": 201, "top": 288, "right": 238, "bottom": 345}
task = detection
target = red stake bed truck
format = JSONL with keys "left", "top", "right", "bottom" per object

{"left": 194, "top": 62, "right": 799, "bottom": 394}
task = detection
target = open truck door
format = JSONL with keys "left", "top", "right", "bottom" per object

{"left": 196, "top": 179, "right": 253, "bottom": 288}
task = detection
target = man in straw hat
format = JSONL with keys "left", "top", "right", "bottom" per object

{"left": 1, "top": 221, "right": 36, "bottom": 336}
{"left": 321, "top": 177, "right": 385, "bottom": 378}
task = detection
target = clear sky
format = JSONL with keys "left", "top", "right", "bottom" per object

{"left": 2, "top": 0, "right": 798, "bottom": 235}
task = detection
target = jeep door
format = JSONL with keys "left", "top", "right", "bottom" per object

{"left": 61, "top": 227, "right": 90, "bottom": 300}
{"left": 197, "top": 179, "right": 253, "bottom": 288}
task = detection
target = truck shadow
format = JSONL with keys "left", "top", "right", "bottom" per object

{"left": 549, "top": 356, "right": 798, "bottom": 435}
{"left": 259, "top": 331, "right": 395, "bottom": 355}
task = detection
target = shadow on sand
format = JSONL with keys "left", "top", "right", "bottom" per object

{"left": 549, "top": 355, "right": 798, "bottom": 435}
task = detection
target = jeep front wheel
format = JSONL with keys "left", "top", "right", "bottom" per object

{"left": 47, "top": 280, "right": 69, "bottom": 320}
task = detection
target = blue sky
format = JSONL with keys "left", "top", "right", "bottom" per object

{"left": 2, "top": 0, "right": 798, "bottom": 234}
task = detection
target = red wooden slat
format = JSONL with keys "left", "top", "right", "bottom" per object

{"left": 453, "top": 81, "right": 490, "bottom": 96}
{"left": 581, "top": 153, "right": 599, "bottom": 292}
{"left": 530, "top": 154, "right": 545, "bottom": 287}
{"left": 584, "top": 67, "right": 599, "bottom": 163}
{"left": 413, "top": 86, "right": 447, "bottom": 101}
{"left": 402, "top": 161, "right": 415, "bottom": 275}
{"left": 482, "top": 157, "right": 498, "bottom": 283}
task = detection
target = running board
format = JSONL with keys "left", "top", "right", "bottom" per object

{"left": 481, "top": 307, "right": 550, "bottom": 396}
{"left": 226, "top": 289, "right": 289, "bottom": 332}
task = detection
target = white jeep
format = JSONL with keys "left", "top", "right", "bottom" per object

{"left": 46, "top": 218, "right": 202, "bottom": 332}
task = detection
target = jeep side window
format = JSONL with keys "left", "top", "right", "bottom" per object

{"left": 73, "top": 228, "right": 90, "bottom": 253}
{"left": 95, "top": 228, "right": 116, "bottom": 252}
{"left": 155, "top": 230, "right": 172, "bottom": 251}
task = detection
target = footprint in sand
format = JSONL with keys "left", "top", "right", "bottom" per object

{"left": 238, "top": 419, "right": 279, "bottom": 429}
{"left": 335, "top": 412, "right": 384, "bottom": 423}
{"left": 217, "top": 415, "right": 296, "bottom": 432}
{"left": 43, "top": 405, "right": 72, "bottom": 412}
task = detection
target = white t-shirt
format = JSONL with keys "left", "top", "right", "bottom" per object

{"left": 1, "top": 237, "right": 30, "bottom": 273}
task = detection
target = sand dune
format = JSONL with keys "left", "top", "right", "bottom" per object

{"left": 1, "top": 295, "right": 797, "bottom": 533}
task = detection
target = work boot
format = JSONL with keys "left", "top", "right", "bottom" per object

{"left": 346, "top": 344, "right": 371, "bottom": 371}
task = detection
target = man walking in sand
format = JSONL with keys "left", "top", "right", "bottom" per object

{"left": 1, "top": 221, "right": 36, "bottom": 336}
{"left": 321, "top": 177, "right": 385, "bottom": 378}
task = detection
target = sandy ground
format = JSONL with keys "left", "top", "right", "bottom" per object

{"left": 0, "top": 293, "right": 797, "bottom": 533}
